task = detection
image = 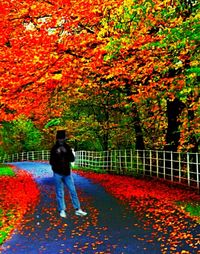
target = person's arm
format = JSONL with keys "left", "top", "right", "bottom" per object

{"left": 69, "top": 148, "right": 75, "bottom": 162}
{"left": 65, "top": 145, "right": 75, "bottom": 162}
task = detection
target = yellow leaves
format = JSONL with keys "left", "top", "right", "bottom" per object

{"left": 190, "top": 60, "right": 199, "bottom": 67}
{"left": 194, "top": 11, "right": 200, "bottom": 20}
{"left": 188, "top": 73, "right": 197, "bottom": 79}
{"left": 80, "top": 57, "right": 87, "bottom": 63}
{"left": 105, "top": 73, "right": 114, "bottom": 79}
{"left": 123, "top": 0, "right": 134, "bottom": 6}
{"left": 18, "top": 8, "right": 28, "bottom": 16}
{"left": 52, "top": 73, "right": 62, "bottom": 80}
{"left": 50, "top": 52, "right": 59, "bottom": 60}
{"left": 30, "top": 4, "right": 37, "bottom": 10}
{"left": 38, "top": 73, "right": 49, "bottom": 83}
{"left": 98, "top": 28, "right": 107, "bottom": 39}
{"left": 33, "top": 56, "right": 40, "bottom": 64}
{"left": 173, "top": 16, "right": 183, "bottom": 26}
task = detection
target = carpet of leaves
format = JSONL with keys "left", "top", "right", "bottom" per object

{"left": 76, "top": 170, "right": 200, "bottom": 254}
{"left": 0, "top": 169, "right": 40, "bottom": 244}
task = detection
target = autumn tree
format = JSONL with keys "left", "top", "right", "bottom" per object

{"left": 1, "top": 0, "right": 136, "bottom": 151}
{"left": 0, "top": 0, "right": 199, "bottom": 153}
{"left": 96, "top": 0, "right": 200, "bottom": 152}
{"left": 0, "top": 0, "right": 113, "bottom": 122}
{"left": 0, "top": 116, "right": 42, "bottom": 154}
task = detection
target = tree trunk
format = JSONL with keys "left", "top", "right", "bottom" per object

{"left": 165, "top": 98, "right": 185, "bottom": 152}
{"left": 164, "top": 97, "right": 185, "bottom": 179}
{"left": 188, "top": 108, "right": 199, "bottom": 152}
{"left": 131, "top": 105, "right": 145, "bottom": 150}
{"left": 125, "top": 83, "right": 145, "bottom": 150}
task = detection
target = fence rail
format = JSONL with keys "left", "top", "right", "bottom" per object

{"left": 0, "top": 149, "right": 199, "bottom": 191}
{"left": 0, "top": 150, "right": 51, "bottom": 163}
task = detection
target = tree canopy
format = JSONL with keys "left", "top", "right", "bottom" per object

{"left": 0, "top": 0, "right": 199, "bottom": 152}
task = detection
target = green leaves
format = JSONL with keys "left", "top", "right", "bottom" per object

{"left": 0, "top": 116, "right": 42, "bottom": 154}
{"left": 44, "top": 118, "right": 62, "bottom": 128}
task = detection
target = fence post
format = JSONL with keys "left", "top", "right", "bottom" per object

{"left": 156, "top": 150, "right": 159, "bottom": 177}
{"left": 136, "top": 150, "right": 139, "bottom": 174}
{"left": 119, "top": 150, "right": 122, "bottom": 174}
{"left": 196, "top": 153, "right": 199, "bottom": 190}
{"left": 107, "top": 150, "right": 109, "bottom": 171}
{"left": 130, "top": 149, "right": 133, "bottom": 171}
{"left": 110, "top": 150, "right": 113, "bottom": 172}
{"left": 163, "top": 151, "right": 166, "bottom": 179}
{"left": 114, "top": 150, "right": 116, "bottom": 172}
{"left": 143, "top": 150, "right": 145, "bottom": 176}
{"left": 82, "top": 151, "right": 84, "bottom": 167}
{"left": 149, "top": 150, "right": 152, "bottom": 176}
{"left": 124, "top": 149, "right": 127, "bottom": 172}
{"left": 170, "top": 151, "right": 173, "bottom": 181}
{"left": 187, "top": 153, "right": 190, "bottom": 187}
{"left": 79, "top": 151, "right": 82, "bottom": 167}
{"left": 178, "top": 152, "right": 181, "bottom": 183}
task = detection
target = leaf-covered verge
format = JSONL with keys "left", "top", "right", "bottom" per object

{"left": 76, "top": 170, "right": 200, "bottom": 253}
{"left": 0, "top": 165, "right": 40, "bottom": 245}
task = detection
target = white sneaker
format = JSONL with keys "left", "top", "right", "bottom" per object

{"left": 60, "top": 210, "right": 67, "bottom": 218}
{"left": 75, "top": 209, "right": 87, "bottom": 216}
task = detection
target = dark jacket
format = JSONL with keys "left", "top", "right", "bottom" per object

{"left": 50, "top": 140, "right": 75, "bottom": 176}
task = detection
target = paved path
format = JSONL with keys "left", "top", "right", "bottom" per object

{"left": 0, "top": 162, "right": 161, "bottom": 254}
{"left": 0, "top": 162, "right": 199, "bottom": 254}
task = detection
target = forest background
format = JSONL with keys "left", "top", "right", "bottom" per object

{"left": 0, "top": 0, "right": 199, "bottom": 156}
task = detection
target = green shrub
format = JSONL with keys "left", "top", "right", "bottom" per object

{"left": 177, "top": 201, "right": 200, "bottom": 219}
{"left": 0, "top": 165, "right": 15, "bottom": 177}
{"left": 185, "top": 203, "right": 200, "bottom": 217}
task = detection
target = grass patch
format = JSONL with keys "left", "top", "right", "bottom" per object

{"left": 0, "top": 226, "right": 13, "bottom": 245}
{"left": 0, "top": 164, "right": 15, "bottom": 177}
{"left": 176, "top": 201, "right": 200, "bottom": 221}
{"left": 0, "top": 208, "right": 14, "bottom": 245}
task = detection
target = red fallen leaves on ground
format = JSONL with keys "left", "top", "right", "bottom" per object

{"left": 0, "top": 169, "right": 40, "bottom": 212}
{"left": 76, "top": 171, "right": 200, "bottom": 202}
{"left": 76, "top": 170, "right": 200, "bottom": 254}
{"left": 0, "top": 169, "right": 40, "bottom": 241}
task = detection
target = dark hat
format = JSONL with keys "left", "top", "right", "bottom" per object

{"left": 56, "top": 130, "right": 66, "bottom": 140}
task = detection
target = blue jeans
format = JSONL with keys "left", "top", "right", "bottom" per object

{"left": 54, "top": 173, "right": 80, "bottom": 211}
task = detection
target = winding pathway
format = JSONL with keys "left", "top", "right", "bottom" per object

{"left": 0, "top": 162, "right": 199, "bottom": 254}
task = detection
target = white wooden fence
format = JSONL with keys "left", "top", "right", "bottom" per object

{"left": 0, "top": 150, "right": 51, "bottom": 163}
{"left": 0, "top": 149, "right": 199, "bottom": 191}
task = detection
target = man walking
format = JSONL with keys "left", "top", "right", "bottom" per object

{"left": 50, "top": 130, "right": 87, "bottom": 218}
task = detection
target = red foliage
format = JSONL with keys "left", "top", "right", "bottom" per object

{"left": 0, "top": 169, "right": 40, "bottom": 241}
{"left": 0, "top": 170, "right": 40, "bottom": 213}
{"left": 76, "top": 171, "right": 200, "bottom": 203}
